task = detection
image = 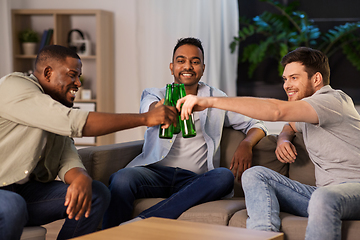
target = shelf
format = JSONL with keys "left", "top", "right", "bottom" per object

{"left": 74, "top": 99, "right": 97, "bottom": 103}
{"left": 15, "top": 54, "right": 96, "bottom": 59}
{"left": 77, "top": 55, "right": 96, "bottom": 59}
{"left": 15, "top": 54, "right": 37, "bottom": 59}
{"left": 12, "top": 9, "right": 115, "bottom": 146}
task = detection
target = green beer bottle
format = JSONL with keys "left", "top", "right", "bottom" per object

{"left": 171, "top": 83, "right": 181, "bottom": 134}
{"left": 178, "top": 84, "right": 196, "bottom": 138}
{"left": 159, "top": 84, "right": 174, "bottom": 139}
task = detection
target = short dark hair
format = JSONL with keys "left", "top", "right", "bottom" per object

{"left": 35, "top": 45, "right": 80, "bottom": 67}
{"left": 173, "top": 37, "right": 204, "bottom": 62}
{"left": 281, "top": 47, "right": 330, "bottom": 85}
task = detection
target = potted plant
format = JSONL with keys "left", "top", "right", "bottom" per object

{"left": 19, "top": 29, "right": 40, "bottom": 55}
{"left": 230, "top": 0, "right": 360, "bottom": 80}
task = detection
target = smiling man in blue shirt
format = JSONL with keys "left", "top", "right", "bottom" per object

{"left": 103, "top": 37, "right": 267, "bottom": 228}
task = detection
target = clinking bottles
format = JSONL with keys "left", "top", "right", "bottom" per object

{"left": 178, "top": 84, "right": 196, "bottom": 138}
{"left": 171, "top": 83, "right": 181, "bottom": 134}
{"left": 159, "top": 84, "right": 174, "bottom": 139}
{"left": 158, "top": 83, "right": 196, "bottom": 139}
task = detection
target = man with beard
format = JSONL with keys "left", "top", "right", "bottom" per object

{"left": 102, "top": 37, "right": 267, "bottom": 228}
{"left": 0, "top": 45, "right": 177, "bottom": 240}
{"left": 177, "top": 47, "right": 360, "bottom": 240}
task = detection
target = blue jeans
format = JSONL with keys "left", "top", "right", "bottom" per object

{"left": 0, "top": 180, "right": 110, "bottom": 240}
{"left": 102, "top": 165, "right": 234, "bottom": 229}
{"left": 242, "top": 166, "right": 360, "bottom": 240}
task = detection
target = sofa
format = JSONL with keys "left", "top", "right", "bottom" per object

{"left": 20, "top": 227, "right": 46, "bottom": 240}
{"left": 77, "top": 127, "right": 360, "bottom": 240}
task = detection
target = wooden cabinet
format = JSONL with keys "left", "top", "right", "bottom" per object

{"left": 11, "top": 9, "right": 115, "bottom": 146}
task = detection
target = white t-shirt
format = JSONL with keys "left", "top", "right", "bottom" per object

{"left": 154, "top": 112, "right": 208, "bottom": 174}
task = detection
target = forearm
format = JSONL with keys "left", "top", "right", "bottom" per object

{"left": 210, "top": 97, "right": 286, "bottom": 122}
{"left": 82, "top": 112, "right": 147, "bottom": 136}
{"left": 277, "top": 123, "right": 296, "bottom": 144}
{"left": 64, "top": 167, "right": 91, "bottom": 185}
{"left": 275, "top": 123, "right": 298, "bottom": 163}
{"left": 240, "top": 127, "right": 266, "bottom": 148}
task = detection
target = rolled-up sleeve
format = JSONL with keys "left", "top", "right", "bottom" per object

{"left": 57, "top": 137, "right": 87, "bottom": 182}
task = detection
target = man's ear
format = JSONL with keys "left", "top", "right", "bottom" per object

{"left": 169, "top": 62, "right": 174, "bottom": 75}
{"left": 44, "top": 66, "right": 52, "bottom": 82}
{"left": 313, "top": 72, "right": 323, "bottom": 88}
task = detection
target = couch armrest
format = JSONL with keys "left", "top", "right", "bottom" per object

{"left": 77, "top": 140, "right": 144, "bottom": 186}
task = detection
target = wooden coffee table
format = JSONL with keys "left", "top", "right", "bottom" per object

{"left": 73, "top": 217, "right": 283, "bottom": 240}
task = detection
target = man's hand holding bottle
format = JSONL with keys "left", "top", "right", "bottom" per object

{"left": 176, "top": 95, "right": 212, "bottom": 120}
{"left": 144, "top": 99, "right": 177, "bottom": 128}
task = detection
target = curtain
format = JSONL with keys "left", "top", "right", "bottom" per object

{"left": 0, "top": 0, "right": 13, "bottom": 76}
{"left": 134, "top": 0, "right": 239, "bottom": 97}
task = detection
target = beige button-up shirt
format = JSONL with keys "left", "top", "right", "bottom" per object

{"left": 0, "top": 72, "right": 89, "bottom": 186}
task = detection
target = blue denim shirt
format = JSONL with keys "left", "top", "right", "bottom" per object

{"left": 127, "top": 82, "right": 268, "bottom": 170}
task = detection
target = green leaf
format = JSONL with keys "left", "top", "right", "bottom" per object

{"left": 230, "top": 41, "right": 237, "bottom": 53}
{"left": 242, "top": 27, "right": 250, "bottom": 35}
{"left": 278, "top": 62, "right": 285, "bottom": 77}
{"left": 342, "top": 40, "right": 360, "bottom": 71}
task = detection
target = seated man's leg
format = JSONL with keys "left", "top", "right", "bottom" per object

{"left": 103, "top": 165, "right": 176, "bottom": 228}
{"left": 242, "top": 166, "right": 316, "bottom": 232}
{"left": 306, "top": 183, "right": 360, "bottom": 240}
{"left": 0, "top": 188, "right": 28, "bottom": 240}
{"left": 17, "top": 180, "right": 110, "bottom": 240}
{"left": 138, "top": 167, "right": 234, "bottom": 220}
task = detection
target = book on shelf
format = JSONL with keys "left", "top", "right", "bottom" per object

{"left": 49, "top": 32, "right": 54, "bottom": 45}
{"left": 38, "top": 29, "right": 48, "bottom": 53}
{"left": 38, "top": 28, "right": 53, "bottom": 52}
{"left": 45, "top": 29, "right": 53, "bottom": 46}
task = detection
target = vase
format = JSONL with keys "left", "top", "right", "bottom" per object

{"left": 22, "top": 42, "right": 37, "bottom": 55}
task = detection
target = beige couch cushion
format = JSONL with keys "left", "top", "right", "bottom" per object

{"left": 228, "top": 208, "right": 247, "bottom": 228}
{"left": 132, "top": 198, "right": 164, "bottom": 218}
{"left": 132, "top": 198, "right": 246, "bottom": 226}
{"left": 21, "top": 226, "right": 46, "bottom": 240}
